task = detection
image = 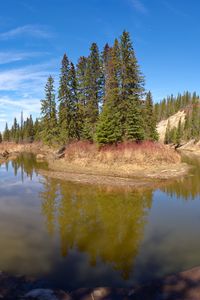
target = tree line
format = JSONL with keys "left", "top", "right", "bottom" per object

{"left": 163, "top": 93, "right": 200, "bottom": 145}
{"left": 2, "top": 31, "right": 158, "bottom": 145}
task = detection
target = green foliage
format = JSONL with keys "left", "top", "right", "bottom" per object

{"left": 126, "top": 96, "right": 144, "bottom": 141}
{"left": 41, "top": 76, "right": 58, "bottom": 145}
{"left": 145, "top": 91, "right": 158, "bottom": 141}
{"left": 4, "top": 31, "right": 165, "bottom": 146}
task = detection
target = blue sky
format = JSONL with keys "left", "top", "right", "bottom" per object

{"left": 0, "top": 0, "right": 199, "bottom": 130}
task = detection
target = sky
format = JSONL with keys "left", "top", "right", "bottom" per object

{"left": 0, "top": 0, "right": 199, "bottom": 130}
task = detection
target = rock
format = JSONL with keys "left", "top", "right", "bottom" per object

{"left": 24, "top": 289, "right": 58, "bottom": 300}
{"left": 24, "top": 289, "right": 71, "bottom": 300}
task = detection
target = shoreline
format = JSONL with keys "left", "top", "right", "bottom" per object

{"left": 0, "top": 142, "right": 190, "bottom": 188}
{"left": 2, "top": 266, "right": 200, "bottom": 299}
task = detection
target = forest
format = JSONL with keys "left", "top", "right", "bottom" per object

{"left": 1, "top": 31, "right": 158, "bottom": 146}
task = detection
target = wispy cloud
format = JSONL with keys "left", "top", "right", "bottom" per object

{"left": 0, "top": 25, "right": 52, "bottom": 40}
{"left": 0, "top": 61, "right": 58, "bottom": 130}
{"left": 0, "top": 51, "right": 48, "bottom": 65}
{"left": 130, "top": 0, "right": 148, "bottom": 14}
{"left": 0, "top": 62, "right": 56, "bottom": 94}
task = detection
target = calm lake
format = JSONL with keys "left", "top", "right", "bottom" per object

{"left": 0, "top": 153, "right": 200, "bottom": 290}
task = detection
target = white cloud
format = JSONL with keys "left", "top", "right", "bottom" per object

{"left": 0, "top": 25, "right": 52, "bottom": 40}
{"left": 0, "top": 61, "right": 58, "bottom": 131}
{"left": 0, "top": 51, "right": 47, "bottom": 65}
{"left": 0, "top": 62, "right": 56, "bottom": 95}
{"left": 130, "top": 0, "right": 148, "bottom": 14}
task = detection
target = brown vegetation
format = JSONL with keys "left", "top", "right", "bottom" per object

{"left": 63, "top": 141, "right": 180, "bottom": 166}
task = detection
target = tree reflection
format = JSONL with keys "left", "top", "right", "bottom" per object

{"left": 161, "top": 154, "right": 200, "bottom": 200}
{"left": 0, "top": 153, "right": 48, "bottom": 181}
{"left": 40, "top": 178, "right": 153, "bottom": 279}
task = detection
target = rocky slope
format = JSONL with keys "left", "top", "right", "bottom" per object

{"left": 157, "top": 110, "right": 186, "bottom": 142}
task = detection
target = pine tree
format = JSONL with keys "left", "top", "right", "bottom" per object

{"left": 176, "top": 119, "right": 182, "bottom": 145}
{"left": 68, "top": 62, "right": 79, "bottom": 139}
{"left": 95, "top": 44, "right": 122, "bottom": 144}
{"left": 120, "top": 30, "right": 144, "bottom": 133}
{"left": 145, "top": 91, "right": 158, "bottom": 141}
{"left": 41, "top": 76, "right": 58, "bottom": 145}
{"left": 58, "top": 53, "right": 70, "bottom": 144}
{"left": 164, "top": 120, "right": 171, "bottom": 144}
{"left": 76, "top": 56, "right": 88, "bottom": 138}
{"left": 83, "top": 43, "right": 101, "bottom": 139}
{"left": 3, "top": 123, "right": 10, "bottom": 142}
{"left": 126, "top": 95, "right": 144, "bottom": 141}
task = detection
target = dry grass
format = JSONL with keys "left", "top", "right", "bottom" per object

{"left": 64, "top": 141, "right": 181, "bottom": 167}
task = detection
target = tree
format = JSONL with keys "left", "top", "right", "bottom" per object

{"left": 176, "top": 119, "right": 182, "bottom": 145}
{"left": 83, "top": 43, "right": 101, "bottom": 139}
{"left": 145, "top": 91, "right": 158, "bottom": 141}
{"left": 41, "top": 76, "right": 58, "bottom": 145}
{"left": 76, "top": 56, "right": 88, "bottom": 138}
{"left": 68, "top": 62, "right": 79, "bottom": 139}
{"left": 58, "top": 53, "right": 70, "bottom": 144}
{"left": 120, "top": 30, "right": 144, "bottom": 133}
{"left": 164, "top": 120, "right": 171, "bottom": 144}
{"left": 95, "top": 44, "right": 122, "bottom": 144}
{"left": 126, "top": 96, "right": 144, "bottom": 141}
{"left": 3, "top": 123, "right": 10, "bottom": 142}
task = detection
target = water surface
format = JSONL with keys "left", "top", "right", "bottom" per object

{"left": 0, "top": 153, "right": 199, "bottom": 289}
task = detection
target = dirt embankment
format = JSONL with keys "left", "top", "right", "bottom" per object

{"left": 0, "top": 141, "right": 189, "bottom": 187}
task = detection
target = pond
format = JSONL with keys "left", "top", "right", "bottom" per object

{"left": 0, "top": 153, "right": 199, "bottom": 290}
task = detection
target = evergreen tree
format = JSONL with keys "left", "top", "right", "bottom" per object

{"left": 58, "top": 53, "right": 70, "bottom": 144}
{"left": 145, "top": 91, "right": 158, "bottom": 141}
{"left": 3, "top": 123, "right": 10, "bottom": 142}
{"left": 164, "top": 120, "right": 171, "bottom": 144}
{"left": 95, "top": 44, "right": 122, "bottom": 144}
{"left": 41, "top": 76, "right": 58, "bottom": 145}
{"left": 83, "top": 43, "right": 101, "bottom": 139}
{"left": 76, "top": 56, "right": 88, "bottom": 138}
{"left": 126, "top": 96, "right": 144, "bottom": 141}
{"left": 68, "top": 62, "right": 79, "bottom": 139}
{"left": 176, "top": 119, "right": 182, "bottom": 145}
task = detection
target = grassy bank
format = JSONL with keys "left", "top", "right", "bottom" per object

{"left": 0, "top": 141, "right": 189, "bottom": 186}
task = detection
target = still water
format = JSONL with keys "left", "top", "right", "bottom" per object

{"left": 0, "top": 153, "right": 200, "bottom": 289}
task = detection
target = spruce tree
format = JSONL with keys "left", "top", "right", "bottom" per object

{"left": 126, "top": 95, "right": 144, "bottom": 141}
{"left": 3, "top": 123, "right": 10, "bottom": 142}
{"left": 76, "top": 56, "right": 88, "bottom": 138}
{"left": 176, "top": 119, "right": 182, "bottom": 145}
{"left": 68, "top": 62, "right": 79, "bottom": 139}
{"left": 164, "top": 120, "right": 171, "bottom": 144}
{"left": 83, "top": 43, "right": 101, "bottom": 139}
{"left": 41, "top": 76, "right": 58, "bottom": 145}
{"left": 58, "top": 54, "right": 70, "bottom": 144}
{"left": 120, "top": 30, "right": 144, "bottom": 133}
{"left": 95, "top": 44, "right": 122, "bottom": 144}
{"left": 145, "top": 91, "right": 158, "bottom": 141}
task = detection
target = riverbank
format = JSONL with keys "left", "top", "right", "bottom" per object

{"left": 2, "top": 266, "right": 200, "bottom": 299}
{"left": 0, "top": 141, "right": 189, "bottom": 187}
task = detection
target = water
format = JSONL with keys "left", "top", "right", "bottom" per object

{"left": 0, "top": 153, "right": 200, "bottom": 289}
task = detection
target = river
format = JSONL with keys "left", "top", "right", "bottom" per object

{"left": 0, "top": 153, "right": 199, "bottom": 290}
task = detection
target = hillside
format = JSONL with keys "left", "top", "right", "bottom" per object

{"left": 157, "top": 110, "right": 186, "bottom": 142}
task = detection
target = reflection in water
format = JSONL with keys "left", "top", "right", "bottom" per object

{"left": 40, "top": 179, "right": 153, "bottom": 279}
{"left": 1, "top": 153, "right": 200, "bottom": 288}
{"left": 161, "top": 154, "right": 200, "bottom": 200}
